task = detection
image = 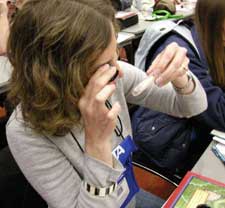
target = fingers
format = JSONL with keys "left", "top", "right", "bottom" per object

{"left": 107, "top": 102, "right": 121, "bottom": 126}
{"left": 85, "top": 65, "right": 118, "bottom": 96}
{"left": 146, "top": 42, "right": 188, "bottom": 87}
{"left": 79, "top": 64, "right": 118, "bottom": 116}
{"left": 95, "top": 84, "right": 116, "bottom": 106}
{"left": 155, "top": 50, "right": 188, "bottom": 87}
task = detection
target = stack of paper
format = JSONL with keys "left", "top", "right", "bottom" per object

{"left": 211, "top": 129, "right": 225, "bottom": 164}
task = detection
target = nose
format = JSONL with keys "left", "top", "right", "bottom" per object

{"left": 112, "top": 54, "right": 124, "bottom": 78}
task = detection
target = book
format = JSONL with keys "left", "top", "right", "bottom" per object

{"left": 163, "top": 171, "right": 225, "bottom": 208}
{"left": 211, "top": 129, "right": 225, "bottom": 140}
{"left": 212, "top": 136, "right": 225, "bottom": 146}
{"left": 210, "top": 130, "right": 225, "bottom": 164}
{"left": 212, "top": 142, "right": 225, "bottom": 164}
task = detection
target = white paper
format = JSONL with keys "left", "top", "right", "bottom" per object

{"left": 211, "top": 129, "right": 225, "bottom": 140}
{"left": 213, "top": 136, "right": 225, "bottom": 146}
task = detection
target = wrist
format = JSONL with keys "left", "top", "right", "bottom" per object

{"left": 173, "top": 72, "right": 195, "bottom": 94}
{"left": 85, "top": 142, "right": 113, "bottom": 166}
{"left": 83, "top": 181, "right": 117, "bottom": 197}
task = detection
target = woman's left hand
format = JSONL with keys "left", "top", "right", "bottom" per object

{"left": 146, "top": 42, "right": 192, "bottom": 90}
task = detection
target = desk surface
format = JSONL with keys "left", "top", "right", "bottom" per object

{"left": 121, "top": 19, "right": 152, "bottom": 36}
{"left": 193, "top": 142, "right": 225, "bottom": 183}
{"left": 117, "top": 32, "right": 135, "bottom": 46}
{"left": 121, "top": 4, "right": 194, "bottom": 37}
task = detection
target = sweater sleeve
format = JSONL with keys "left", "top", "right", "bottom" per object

{"left": 6, "top": 110, "right": 126, "bottom": 208}
{"left": 118, "top": 57, "right": 207, "bottom": 118}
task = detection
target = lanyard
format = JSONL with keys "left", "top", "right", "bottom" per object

{"left": 71, "top": 100, "right": 125, "bottom": 154}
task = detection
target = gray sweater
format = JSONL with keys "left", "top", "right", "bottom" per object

{"left": 6, "top": 61, "right": 207, "bottom": 208}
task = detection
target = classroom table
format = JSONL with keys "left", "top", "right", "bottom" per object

{"left": 121, "top": 3, "right": 195, "bottom": 38}
{"left": 121, "top": 19, "right": 153, "bottom": 38}
{"left": 192, "top": 142, "right": 225, "bottom": 183}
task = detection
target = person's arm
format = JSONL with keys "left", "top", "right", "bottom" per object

{"left": 140, "top": 31, "right": 225, "bottom": 131}
{"left": 0, "top": 0, "right": 9, "bottom": 55}
{"left": 120, "top": 0, "right": 132, "bottom": 10}
{"left": 7, "top": 109, "right": 124, "bottom": 208}
{"left": 119, "top": 43, "right": 207, "bottom": 118}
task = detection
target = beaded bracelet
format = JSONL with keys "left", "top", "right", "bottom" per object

{"left": 173, "top": 72, "right": 194, "bottom": 94}
{"left": 84, "top": 181, "right": 117, "bottom": 197}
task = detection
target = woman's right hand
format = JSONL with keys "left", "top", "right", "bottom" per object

{"left": 78, "top": 64, "right": 121, "bottom": 166}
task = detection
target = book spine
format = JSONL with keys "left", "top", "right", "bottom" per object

{"left": 211, "top": 145, "right": 225, "bottom": 164}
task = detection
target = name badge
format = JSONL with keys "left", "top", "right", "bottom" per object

{"left": 112, "top": 135, "right": 140, "bottom": 208}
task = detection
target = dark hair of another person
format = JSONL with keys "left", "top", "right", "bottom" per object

{"left": 196, "top": 204, "right": 211, "bottom": 208}
{"left": 7, "top": 0, "right": 117, "bottom": 136}
{"left": 195, "top": 0, "right": 225, "bottom": 89}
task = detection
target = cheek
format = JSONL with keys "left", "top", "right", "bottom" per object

{"left": 115, "top": 62, "right": 123, "bottom": 78}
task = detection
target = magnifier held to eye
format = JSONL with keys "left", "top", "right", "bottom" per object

{"left": 108, "top": 69, "right": 119, "bottom": 83}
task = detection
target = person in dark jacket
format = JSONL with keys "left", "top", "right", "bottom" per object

{"left": 132, "top": 0, "right": 225, "bottom": 175}
{"left": 111, "top": 0, "right": 133, "bottom": 11}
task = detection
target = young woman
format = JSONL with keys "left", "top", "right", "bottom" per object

{"left": 6, "top": 0, "right": 206, "bottom": 207}
{"left": 132, "top": 0, "right": 225, "bottom": 174}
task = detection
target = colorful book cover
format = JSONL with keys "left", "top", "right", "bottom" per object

{"left": 163, "top": 171, "right": 225, "bottom": 208}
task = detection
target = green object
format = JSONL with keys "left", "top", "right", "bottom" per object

{"left": 150, "top": 10, "right": 184, "bottom": 21}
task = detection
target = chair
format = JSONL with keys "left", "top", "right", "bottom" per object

{"left": 132, "top": 150, "right": 184, "bottom": 186}
{"left": 133, "top": 161, "right": 177, "bottom": 200}
{"left": 133, "top": 157, "right": 180, "bottom": 200}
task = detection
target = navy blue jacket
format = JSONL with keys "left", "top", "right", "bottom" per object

{"left": 132, "top": 22, "right": 225, "bottom": 171}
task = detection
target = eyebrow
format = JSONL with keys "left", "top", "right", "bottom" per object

{"left": 94, "top": 59, "right": 113, "bottom": 71}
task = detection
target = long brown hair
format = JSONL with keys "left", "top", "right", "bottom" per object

{"left": 7, "top": 0, "right": 117, "bottom": 136}
{"left": 195, "top": 0, "right": 225, "bottom": 89}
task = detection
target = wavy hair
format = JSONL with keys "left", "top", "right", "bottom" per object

{"left": 7, "top": 0, "right": 117, "bottom": 136}
{"left": 195, "top": 0, "right": 225, "bottom": 89}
